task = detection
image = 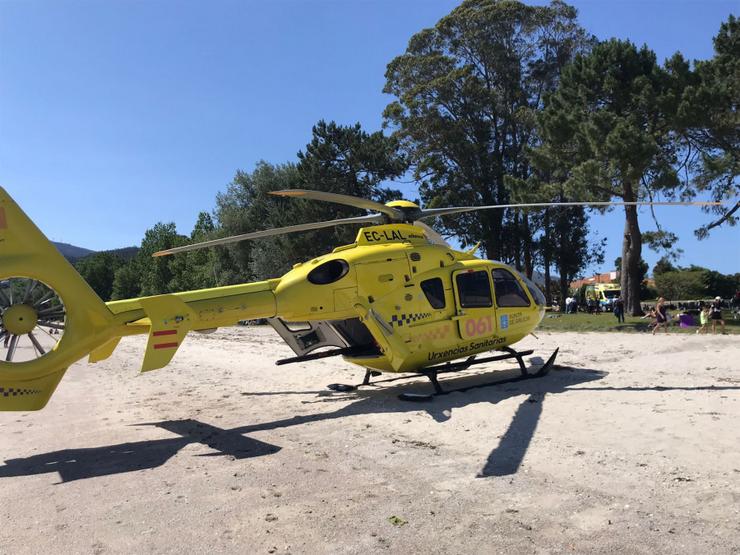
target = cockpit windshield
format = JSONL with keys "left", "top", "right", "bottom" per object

{"left": 603, "top": 290, "right": 620, "bottom": 299}
{"left": 517, "top": 272, "right": 546, "bottom": 307}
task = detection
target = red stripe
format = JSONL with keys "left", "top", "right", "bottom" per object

{"left": 153, "top": 342, "right": 178, "bottom": 350}
{"left": 153, "top": 329, "right": 177, "bottom": 337}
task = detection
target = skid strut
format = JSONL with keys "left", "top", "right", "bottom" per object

{"left": 326, "top": 347, "right": 559, "bottom": 400}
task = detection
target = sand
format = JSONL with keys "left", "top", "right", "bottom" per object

{"left": 1, "top": 327, "right": 739, "bottom": 554}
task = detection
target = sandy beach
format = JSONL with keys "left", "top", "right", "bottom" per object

{"left": 1, "top": 327, "right": 738, "bottom": 554}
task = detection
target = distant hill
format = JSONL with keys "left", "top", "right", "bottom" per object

{"left": 53, "top": 242, "right": 95, "bottom": 262}
{"left": 53, "top": 242, "right": 140, "bottom": 263}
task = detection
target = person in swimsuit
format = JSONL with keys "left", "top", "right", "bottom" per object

{"left": 710, "top": 296, "right": 725, "bottom": 334}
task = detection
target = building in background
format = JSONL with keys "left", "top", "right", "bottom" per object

{"left": 570, "top": 271, "right": 619, "bottom": 290}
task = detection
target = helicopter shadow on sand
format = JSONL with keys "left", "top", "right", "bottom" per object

{"left": 2, "top": 363, "right": 738, "bottom": 484}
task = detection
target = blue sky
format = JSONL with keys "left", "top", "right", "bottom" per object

{"left": 1, "top": 0, "right": 737, "bottom": 275}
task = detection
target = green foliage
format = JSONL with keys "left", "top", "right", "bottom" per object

{"left": 179, "top": 212, "right": 218, "bottom": 290}
{"left": 297, "top": 120, "right": 405, "bottom": 204}
{"left": 67, "top": 11, "right": 733, "bottom": 309}
{"left": 383, "top": 0, "right": 591, "bottom": 260}
{"left": 702, "top": 268, "right": 740, "bottom": 299}
{"left": 74, "top": 252, "right": 125, "bottom": 301}
{"left": 216, "top": 122, "right": 405, "bottom": 281}
{"left": 654, "top": 266, "right": 739, "bottom": 300}
{"left": 540, "top": 39, "right": 679, "bottom": 197}
{"left": 215, "top": 162, "right": 302, "bottom": 281}
{"left": 136, "top": 222, "right": 190, "bottom": 296}
{"left": 655, "top": 270, "right": 711, "bottom": 300}
{"left": 640, "top": 285, "right": 658, "bottom": 301}
{"left": 641, "top": 230, "right": 683, "bottom": 261}
{"left": 669, "top": 15, "right": 739, "bottom": 238}
{"left": 538, "top": 38, "right": 681, "bottom": 314}
{"left": 546, "top": 206, "right": 605, "bottom": 302}
{"left": 653, "top": 256, "right": 676, "bottom": 276}
{"left": 105, "top": 214, "right": 217, "bottom": 299}
{"left": 111, "top": 262, "right": 141, "bottom": 300}
{"left": 614, "top": 257, "right": 649, "bottom": 284}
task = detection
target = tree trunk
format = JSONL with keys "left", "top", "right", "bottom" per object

{"left": 544, "top": 262, "right": 552, "bottom": 306}
{"left": 481, "top": 209, "right": 502, "bottom": 261}
{"left": 620, "top": 191, "right": 643, "bottom": 316}
{"left": 480, "top": 202, "right": 504, "bottom": 261}
{"left": 512, "top": 211, "right": 522, "bottom": 271}
{"left": 522, "top": 213, "right": 533, "bottom": 279}
{"left": 483, "top": 239, "right": 496, "bottom": 261}
{"left": 543, "top": 209, "right": 552, "bottom": 305}
{"left": 559, "top": 273, "right": 569, "bottom": 311}
{"left": 491, "top": 211, "right": 503, "bottom": 260}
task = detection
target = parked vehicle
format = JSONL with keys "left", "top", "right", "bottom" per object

{"left": 582, "top": 283, "right": 621, "bottom": 312}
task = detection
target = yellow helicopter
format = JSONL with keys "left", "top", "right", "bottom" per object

{"left": 0, "top": 186, "right": 718, "bottom": 410}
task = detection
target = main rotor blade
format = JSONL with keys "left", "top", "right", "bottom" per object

{"left": 419, "top": 201, "right": 723, "bottom": 220}
{"left": 413, "top": 221, "right": 449, "bottom": 247}
{"left": 270, "top": 189, "right": 403, "bottom": 220}
{"left": 153, "top": 213, "right": 384, "bottom": 257}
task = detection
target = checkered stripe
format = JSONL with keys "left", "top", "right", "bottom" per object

{"left": 425, "top": 325, "right": 450, "bottom": 340}
{"left": 0, "top": 387, "right": 42, "bottom": 397}
{"left": 411, "top": 325, "right": 451, "bottom": 342}
{"left": 389, "top": 312, "right": 432, "bottom": 327}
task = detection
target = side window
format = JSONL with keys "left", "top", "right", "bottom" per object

{"left": 492, "top": 268, "right": 531, "bottom": 307}
{"left": 308, "top": 259, "right": 349, "bottom": 285}
{"left": 421, "top": 278, "right": 446, "bottom": 309}
{"left": 456, "top": 270, "right": 492, "bottom": 308}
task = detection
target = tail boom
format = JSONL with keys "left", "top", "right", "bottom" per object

{"left": 104, "top": 281, "right": 278, "bottom": 372}
{"left": 0, "top": 185, "right": 278, "bottom": 410}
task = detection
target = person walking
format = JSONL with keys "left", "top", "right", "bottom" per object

{"left": 613, "top": 296, "right": 625, "bottom": 323}
{"left": 653, "top": 297, "right": 669, "bottom": 335}
{"left": 709, "top": 296, "right": 726, "bottom": 334}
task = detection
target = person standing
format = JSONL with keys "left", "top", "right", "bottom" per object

{"left": 710, "top": 296, "right": 726, "bottom": 334}
{"left": 613, "top": 296, "right": 625, "bottom": 323}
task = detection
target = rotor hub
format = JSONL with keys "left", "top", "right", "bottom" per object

{"left": 385, "top": 200, "right": 423, "bottom": 223}
{"left": 2, "top": 304, "right": 38, "bottom": 335}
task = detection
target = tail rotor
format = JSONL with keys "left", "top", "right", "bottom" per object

{"left": 0, "top": 186, "right": 117, "bottom": 410}
{"left": 0, "top": 278, "right": 66, "bottom": 363}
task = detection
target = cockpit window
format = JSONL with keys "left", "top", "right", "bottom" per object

{"left": 519, "top": 273, "right": 546, "bottom": 307}
{"left": 308, "top": 259, "right": 349, "bottom": 285}
{"left": 456, "top": 270, "right": 493, "bottom": 308}
{"left": 492, "top": 268, "right": 531, "bottom": 307}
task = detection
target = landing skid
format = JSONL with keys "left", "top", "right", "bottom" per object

{"left": 326, "top": 347, "right": 559, "bottom": 401}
